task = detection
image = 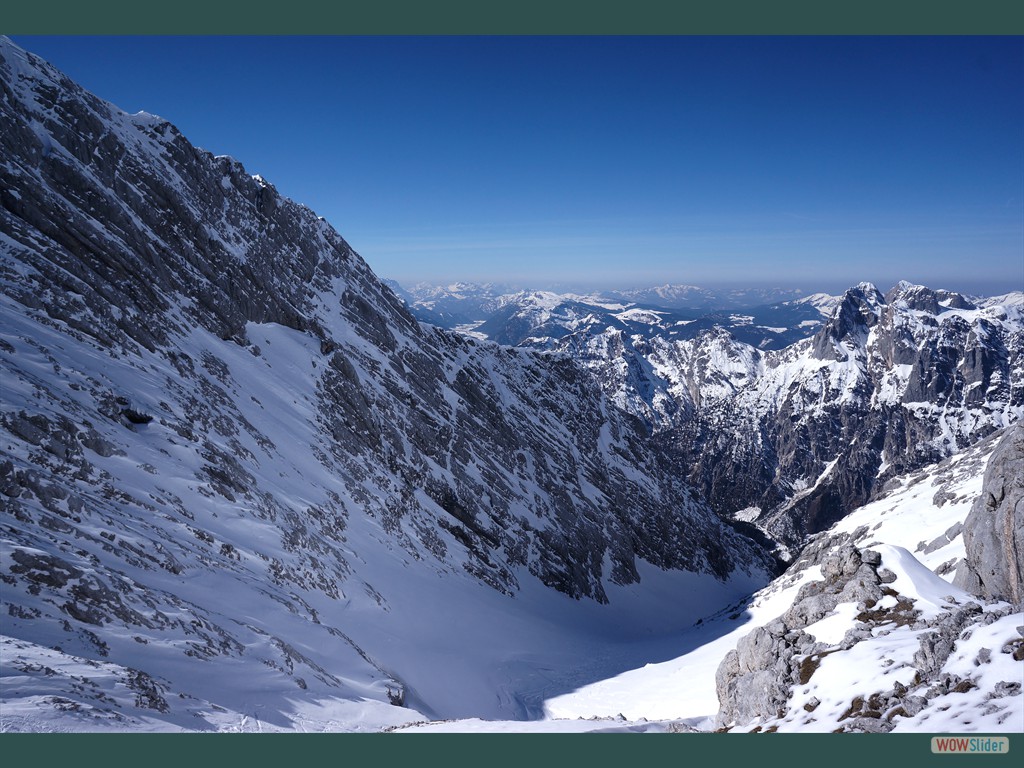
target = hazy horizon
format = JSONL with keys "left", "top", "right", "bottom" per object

{"left": 11, "top": 35, "right": 1023, "bottom": 298}
{"left": 384, "top": 275, "right": 1020, "bottom": 300}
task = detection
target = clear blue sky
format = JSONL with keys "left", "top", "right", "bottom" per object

{"left": 11, "top": 35, "right": 1024, "bottom": 295}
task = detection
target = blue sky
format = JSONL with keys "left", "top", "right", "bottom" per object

{"left": 12, "top": 35, "right": 1024, "bottom": 295}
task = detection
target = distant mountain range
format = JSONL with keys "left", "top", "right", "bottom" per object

{"left": 385, "top": 279, "right": 837, "bottom": 349}
{"left": 391, "top": 279, "right": 1023, "bottom": 554}
{"left": 387, "top": 280, "right": 818, "bottom": 316}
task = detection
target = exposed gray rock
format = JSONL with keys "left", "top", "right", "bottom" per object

{"left": 716, "top": 532, "right": 1022, "bottom": 732}
{"left": 919, "top": 521, "right": 964, "bottom": 554}
{"left": 913, "top": 602, "right": 983, "bottom": 677}
{"left": 547, "top": 278, "right": 1022, "bottom": 554}
{"left": 716, "top": 544, "right": 889, "bottom": 728}
{"left": 954, "top": 424, "right": 1024, "bottom": 607}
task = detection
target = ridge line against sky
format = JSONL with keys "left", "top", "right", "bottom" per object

{"left": 9, "top": 35, "right": 1024, "bottom": 296}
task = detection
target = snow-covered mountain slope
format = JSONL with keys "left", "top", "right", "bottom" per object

{"left": 402, "top": 279, "right": 1021, "bottom": 556}
{"left": 0, "top": 37, "right": 774, "bottom": 731}
{"left": 491, "top": 281, "right": 1021, "bottom": 554}
{"left": 680, "top": 281, "right": 1023, "bottom": 551}
{"left": 396, "top": 426, "right": 1020, "bottom": 733}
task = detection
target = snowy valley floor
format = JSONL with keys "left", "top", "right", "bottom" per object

{"left": 399, "top": 431, "right": 1024, "bottom": 734}
{"left": 4, "top": 430, "right": 1021, "bottom": 735}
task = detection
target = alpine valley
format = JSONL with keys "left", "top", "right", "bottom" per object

{"left": 392, "top": 279, "right": 1023, "bottom": 556}
{"left": 1, "top": 38, "right": 1021, "bottom": 734}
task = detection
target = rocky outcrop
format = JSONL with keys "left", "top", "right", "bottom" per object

{"left": 954, "top": 424, "right": 1024, "bottom": 607}
{"left": 715, "top": 539, "right": 1023, "bottom": 732}
{"left": 716, "top": 543, "right": 889, "bottom": 727}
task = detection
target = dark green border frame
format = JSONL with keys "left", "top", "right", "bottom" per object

{"left": 2, "top": 733, "right": 1021, "bottom": 767}
{"left": 2, "top": 0, "right": 1023, "bottom": 34}
{"left": 2, "top": 1, "right": 1022, "bottom": 766}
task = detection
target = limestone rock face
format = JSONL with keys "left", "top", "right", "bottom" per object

{"left": 715, "top": 537, "right": 1022, "bottom": 732}
{"left": 954, "top": 424, "right": 1024, "bottom": 607}
{"left": 715, "top": 543, "right": 888, "bottom": 727}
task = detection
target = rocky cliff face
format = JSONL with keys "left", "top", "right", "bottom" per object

{"left": 954, "top": 424, "right": 1024, "bottom": 607}
{"left": 0, "top": 38, "right": 774, "bottom": 725}
{"left": 722, "top": 282, "right": 1022, "bottom": 551}
{"left": 539, "top": 282, "right": 1022, "bottom": 554}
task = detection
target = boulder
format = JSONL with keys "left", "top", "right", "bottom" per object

{"left": 954, "top": 424, "right": 1024, "bottom": 607}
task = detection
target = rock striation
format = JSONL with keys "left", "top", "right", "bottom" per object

{"left": 0, "top": 37, "right": 775, "bottom": 724}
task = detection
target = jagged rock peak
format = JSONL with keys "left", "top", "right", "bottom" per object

{"left": 810, "top": 282, "right": 885, "bottom": 360}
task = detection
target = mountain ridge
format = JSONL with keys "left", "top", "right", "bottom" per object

{"left": 0, "top": 36, "right": 774, "bottom": 727}
{"left": 395, "top": 277, "right": 1021, "bottom": 555}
